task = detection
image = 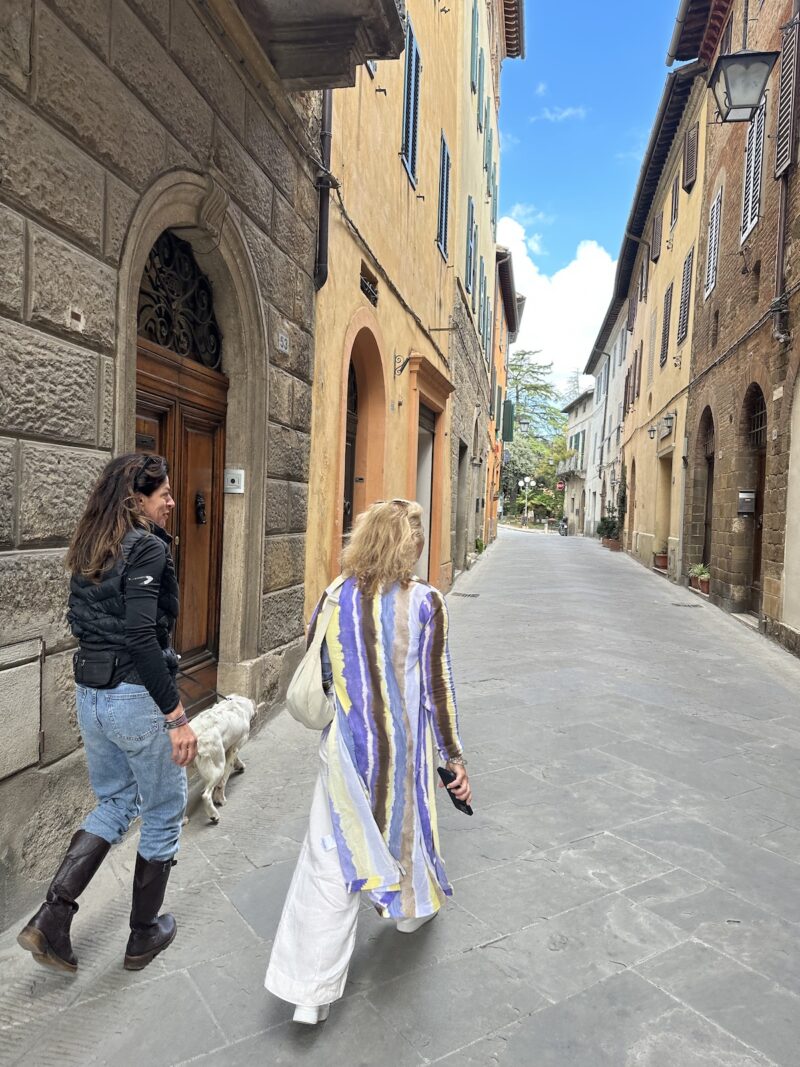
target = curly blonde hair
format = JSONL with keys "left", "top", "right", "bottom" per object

{"left": 341, "top": 499, "right": 425, "bottom": 596}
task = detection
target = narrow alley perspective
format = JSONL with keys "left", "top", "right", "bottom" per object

{"left": 3, "top": 529, "right": 800, "bottom": 1066}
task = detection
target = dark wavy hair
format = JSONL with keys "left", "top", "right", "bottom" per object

{"left": 66, "top": 453, "right": 169, "bottom": 579}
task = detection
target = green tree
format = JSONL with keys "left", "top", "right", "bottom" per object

{"left": 507, "top": 351, "right": 567, "bottom": 440}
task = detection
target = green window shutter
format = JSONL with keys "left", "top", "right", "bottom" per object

{"left": 401, "top": 24, "right": 421, "bottom": 183}
{"left": 465, "top": 196, "right": 474, "bottom": 292}
{"left": 478, "top": 256, "right": 485, "bottom": 333}
{"left": 470, "top": 1, "right": 479, "bottom": 92}
{"left": 437, "top": 135, "right": 451, "bottom": 257}
{"left": 502, "top": 399, "right": 515, "bottom": 442}
{"left": 477, "top": 51, "right": 485, "bottom": 128}
{"left": 472, "top": 222, "right": 479, "bottom": 311}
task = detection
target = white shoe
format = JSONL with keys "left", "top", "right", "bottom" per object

{"left": 292, "top": 1004, "right": 330, "bottom": 1025}
{"left": 396, "top": 912, "right": 437, "bottom": 934}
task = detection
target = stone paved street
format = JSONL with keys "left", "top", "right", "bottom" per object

{"left": 4, "top": 528, "right": 800, "bottom": 1065}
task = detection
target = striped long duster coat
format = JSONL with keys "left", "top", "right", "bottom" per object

{"left": 312, "top": 576, "right": 464, "bottom": 921}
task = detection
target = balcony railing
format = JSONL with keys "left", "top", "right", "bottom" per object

{"left": 557, "top": 455, "right": 586, "bottom": 477}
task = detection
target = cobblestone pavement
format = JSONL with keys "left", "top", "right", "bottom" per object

{"left": 3, "top": 528, "right": 800, "bottom": 1065}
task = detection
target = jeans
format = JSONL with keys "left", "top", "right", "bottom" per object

{"left": 75, "top": 682, "right": 187, "bottom": 862}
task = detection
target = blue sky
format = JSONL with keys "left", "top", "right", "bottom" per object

{"left": 499, "top": 1, "right": 678, "bottom": 269}
{"left": 496, "top": 1, "right": 680, "bottom": 388}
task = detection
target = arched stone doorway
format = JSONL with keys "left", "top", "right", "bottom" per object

{"left": 136, "top": 229, "right": 228, "bottom": 710}
{"left": 686, "top": 406, "right": 715, "bottom": 577}
{"left": 117, "top": 171, "right": 268, "bottom": 706}
{"left": 579, "top": 488, "right": 586, "bottom": 535}
{"left": 740, "top": 384, "right": 768, "bottom": 612}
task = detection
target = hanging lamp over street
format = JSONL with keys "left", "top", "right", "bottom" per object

{"left": 708, "top": 49, "right": 779, "bottom": 123}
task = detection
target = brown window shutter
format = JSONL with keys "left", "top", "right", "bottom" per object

{"left": 670, "top": 174, "right": 680, "bottom": 227}
{"left": 651, "top": 212, "right": 663, "bottom": 261}
{"left": 660, "top": 283, "right": 673, "bottom": 366}
{"left": 636, "top": 340, "right": 643, "bottom": 398}
{"left": 776, "top": 19, "right": 800, "bottom": 178}
{"left": 677, "top": 246, "right": 695, "bottom": 344}
{"left": 627, "top": 292, "right": 637, "bottom": 332}
{"left": 683, "top": 124, "right": 699, "bottom": 190}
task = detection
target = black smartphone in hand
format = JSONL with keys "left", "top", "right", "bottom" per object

{"left": 438, "top": 766, "right": 473, "bottom": 816}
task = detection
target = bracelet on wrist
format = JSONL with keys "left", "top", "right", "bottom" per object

{"left": 165, "top": 713, "right": 189, "bottom": 730}
{"left": 446, "top": 754, "right": 467, "bottom": 768}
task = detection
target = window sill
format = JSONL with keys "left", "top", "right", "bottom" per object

{"left": 400, "top": 155, "right": 417, "bottom": 188}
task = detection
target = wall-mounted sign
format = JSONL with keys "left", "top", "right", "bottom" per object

{"left": 738, "top": 490, "right": 756, "bottom": 515}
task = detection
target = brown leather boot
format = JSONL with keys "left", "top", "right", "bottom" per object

{"left": 123, "top": 854, "right": 177, "bottom": 971}
{"left": 18, "top": 829, "right": 111, "bottom": 973}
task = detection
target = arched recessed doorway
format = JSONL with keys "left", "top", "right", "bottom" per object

{"left": 118, "top": 171, "right": 268, "bottom": 713}
{"left": 579, "top": 488, "right": 586, "bottom": 535}
{"left": 628, "top": 459, "right": 637, "bottom": 550}
{"left": 740, "top": 384, "right": 767, "bottom": 612}
{"left": 136, "top": 229, "right": 228, "bottom": 712}
{"left": 783, "top": 375, "right": 800, "bottom": 628}
{"left": 336, "top": 325, "right": 386, "bottom": 559}
{"left": 700, "top": 408, "right": 715, "bottom": 567}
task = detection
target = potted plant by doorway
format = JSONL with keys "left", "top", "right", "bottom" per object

{"left": 697, "top": 564, "right": 710, "bottom": 595}
{"left": 688, "top": 563, "right": 703, "bottom": 589}
{"left": 654, "top": 546, "right": 668, "bottom": 570}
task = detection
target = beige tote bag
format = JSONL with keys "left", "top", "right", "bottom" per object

{"left": 285, "top": 576, "right": 345, "bottom": 730}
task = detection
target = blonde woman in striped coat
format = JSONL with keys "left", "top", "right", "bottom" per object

{"left": 265, "top": 499, "right": 471, "bottom": 1025}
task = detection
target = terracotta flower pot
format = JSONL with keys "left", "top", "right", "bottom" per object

{"left": 690, "top": 575, "right": 699, "bottom": 589}
{"left": 607, "top": 538, "right": 621, "bottom": 552}
{"left": 654, "top": 553, "right": 668, "bottom": 570}
{"left": 699, "top": 577, "right": 710, "bottom": 595}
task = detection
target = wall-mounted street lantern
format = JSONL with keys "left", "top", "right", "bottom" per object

{"left": 664, "top": 411, "right": 676, "bottom": 433}
{"left": 648, "top": 425, "right": 657, "bottom": 440}
{"left": 708, "top": 50, "right": 779, "bottom": 123}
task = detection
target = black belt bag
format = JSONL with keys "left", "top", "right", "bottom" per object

{"left": 73, "top": 649, "right": 117, "bottom": 688}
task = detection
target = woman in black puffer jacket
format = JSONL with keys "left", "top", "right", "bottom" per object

{"left": 18, "top": 454, "right": 197, "bottom": 974}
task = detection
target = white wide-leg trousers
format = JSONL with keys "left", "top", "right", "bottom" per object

{"left": 265, "top": 760, "right": 362, "bottom": 1008}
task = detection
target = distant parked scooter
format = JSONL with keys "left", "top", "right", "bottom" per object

{"left": 558, "top": 517, "right": 568, "bottom": 537}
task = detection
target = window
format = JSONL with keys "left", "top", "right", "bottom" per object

{"left": 470, "top": 1, "right": 479, "bottom": 92}
{"left": 638, "top": 256, "right": 648, "bottom": 302}
{"left": 670, "top": 174, "right": 680, "bottom": 228}
{"left": 619, "top": 331, "right": 626, "bottom": 365}
{"left": 486, "top": 126, "right": 493, "bottom": 189}
{"left": 720, "top": 18, "right": 732, "bottom": 56}
{"left": 471, "top": 221, "right": 479, "bottom": 311}
{"left": 465, "top": 196, "right": 475, "bottom": 293}
{"left": 401, "top": 21, "right": 421, "bottom": 184}
{"left": 677, "top": 246, "right": 694, "bottom": 344}
{"left": 477, "top": 50, "right": 485, "bottom": 128}
{"left": 651, "top": 212, "right": 663, "bottom": 261}
{"left": 776, "top": 19, "right": 799, "bottom": 177}
{"left": 637, "top": 340, "right": 643, "bottom": 397}
{"left": 627, "top": 292, "right": 637, "bottom": 332}
{"left": 683, "top": 123, "right": 699, "bottom": 190}
{"left": 436, "top": 134, "right": 451, "bottom": 258}
{"left": 491, "top": 163, "right": 498, "bottom": 237}
{"left": 741, "top": 99, "right": 766, "bottom": 240}
{"left": 660, "top": 283, "right": 673, "bottom": 366}
{"left": 705, "top": 187, "right": 723, "bottom": 296}
{"left": 478, "top": 256, "right": 485, "bottom": 334}
{"left": 647, "top": 311, "right": 656, "bottom": 386}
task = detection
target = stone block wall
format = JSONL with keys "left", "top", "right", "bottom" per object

{"left": 683, "top": 0, "right": 800, "bottom": 624}
{"left": 449, "top": 281, "right": 492, "bottom": 573}
{"left": 0, "top": 0, "right": 320, "bottom": 917}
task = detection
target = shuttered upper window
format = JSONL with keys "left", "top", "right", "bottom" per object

{"left": 670, "top": 174, "right": 680, "bottom": 228}
{"left": 436, "top": 134, "right": 451, "bottom": 259}
{"left": 627, "top": 292, "right": 637, "bottom": 332}
{"left": 471, "top": 221, "right": 479, "bottom": 311}
{"left": 636, "top": 340, "right": 643, "bottom": 398}
{"left": 677, "top": 246, "right": 694, "bottom": 345}
{"left": 470, "top": 1, "right": 479, "bottom": 92}
{"left": 705, "top": 187, "right": 723, "bottom": 297}
{"left": 647, "top": 311, "right": 657, "bottom": 386}
{"left": 776, "top": 19, "right": 799, "bottom": 177}
{"left": 741, "top": 99, "right": 766, "bottom": 240}
{"left": 683, "top": 123, "right": 699, "bottom": 190}
{"left": 651, "top": 212, "right": 663, "bottom": 261}
{"left": 491, "top": 163, "right": 498, "bottom": 237}
{"left": 478, "top": 256, "right": 485, "bottom": 334}
{"left": 477, "top": 50, "right": 485, "bottom": 129}
{"left": 465, "top": 196, "right": 475, "bottom": 293}
{"left": 660, "top": 283, "right": 673, "bottom": 367}
{"left": 401, "top": 21, "right": 421, "bottom": 185}
{"left": 638, "top": 256, "right": 648, "bottom": 302}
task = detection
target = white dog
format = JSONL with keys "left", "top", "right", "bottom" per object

{"left": 188, "top": 695, "right": 255, "bottom": 824}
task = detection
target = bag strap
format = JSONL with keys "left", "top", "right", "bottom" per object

{"left": 308, "top": 575, "right": 346, "bottom": 652}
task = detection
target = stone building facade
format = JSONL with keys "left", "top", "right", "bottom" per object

{"left": 0, "top": 0, "right": 403, "bottom": 924}
{"left": 584, "top": 307, "right": 628, "bottom": 538}
{"left": 676, "top": 0, "right": 800, "bottom": 630}
{"left": 558, "top": 390, "right": 594, "bottom": 536}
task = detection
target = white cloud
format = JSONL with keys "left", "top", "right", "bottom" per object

{"left": 531, "top": 106, "right": 588, "bottom": 123}
{"left": 510, "top": 202, "right": 556, "bottom": 228}
{"left": 534, "top": 81, "right": 547, "bottom": 97}
{"left": 498, "top": 215, "right": 616, "bottom": 392}
{"left": 500, "top": 130, "right": 521, "bottom": 153}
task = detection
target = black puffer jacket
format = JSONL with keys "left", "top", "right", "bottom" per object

{"left": 68, "top": 524, "right": 180, "bottom": 714}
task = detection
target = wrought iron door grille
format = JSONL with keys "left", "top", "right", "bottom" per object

{"left": 749, "top": 395, "right": 767, "bottom": 448}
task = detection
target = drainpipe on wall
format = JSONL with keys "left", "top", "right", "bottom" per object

{"left": 773, "top": 2, "right": 800, "bottom": 342}
{"left": 314, "top": 89, "right": 334, "bottom": 292}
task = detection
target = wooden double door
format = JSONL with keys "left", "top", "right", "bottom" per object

{"left": 135, "top": 338, "right": 228, "bottom": 713}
